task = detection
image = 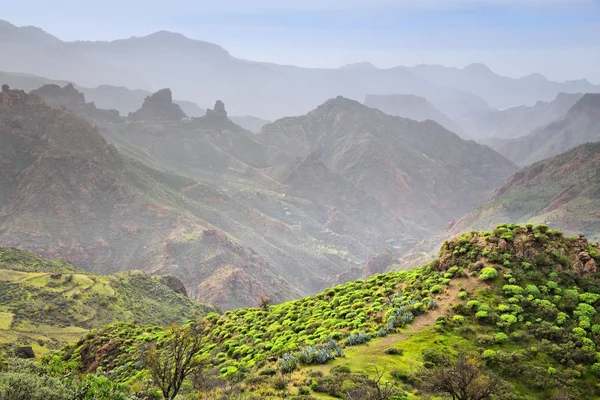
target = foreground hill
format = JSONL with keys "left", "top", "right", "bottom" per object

{"left": 0, "top": 247, "right": 213, "bottom": 354}
{"left": 52, "top": 225, "right": 600, "bottom": 399}
{"left": 489, "top": 93, "right": 600, "bottom": 166}
{"left": 445, "top": 143, "right": 600, "bottom": 242}
{"left": 259, "top": 97, "right": 517, "bottom": 233}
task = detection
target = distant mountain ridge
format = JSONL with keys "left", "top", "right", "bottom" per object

{"left": 488, "top": 93, "right": 600, "bottom": 166}
{"left": 2, "top": 19, "right": 597, "bottom": 121}
{"left": 364, "top": 94, "right": 462, "bottom": 135}
{"left": 446, "top": 142, "right": 600, "bottom": 242}
{"left": 460, "top": 92, "right": 583, "bottom": 140}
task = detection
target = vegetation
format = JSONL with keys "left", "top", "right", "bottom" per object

{"left": 0, "top": 248, "right": 214, "bottom": 353}
{"left": 2, "top": 225, "right": 600, "bottom": 399}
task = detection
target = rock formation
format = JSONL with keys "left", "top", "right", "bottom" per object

{"left": 205, "top": 100, "right": 228, "bottom": 119}
{"left": 127, "top": 88, "right": 186, "bottom": 121}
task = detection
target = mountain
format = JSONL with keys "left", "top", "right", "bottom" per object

{"left": 0, "top": 247, "right": 213, "bottom": 354}
{"left": 409, "top": 63, "right": 599, "bottom": 109}
{"left": 258, "top": 97, "right": 517, "bottom": 232}
{"left": 445, "top": 143, "right": 600, "bottom": 242}
{"left": 0, "top": 87, "right": 308, "bottom": 310}
{"left": 52, "top": 226, "right": 600, "bottom": 399}
{"left": 460, "top": 92, "right": 583, "bottom": 140}
{"left": 229, "top": 115, "right": 271, "bottom": 132}
{"left": 364, "top": 94, "right": 462, "bottom": 134}
{"left": 488, "top": 93, "right": 600, "bottom": 166}
{"left": 0, "top": 20, "right": 494, "bottom": 120}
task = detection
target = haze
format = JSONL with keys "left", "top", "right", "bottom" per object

{"left": 3, "top": 0, "right": 600, "bottom": 83}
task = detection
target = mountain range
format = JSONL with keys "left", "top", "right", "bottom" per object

{"left": 1, "top": 19, "right": 598, "bottom": 121}
{"left": 0, "top": 82, "right": 521, "bottom": 310}
{"left": 446, "top": 142, "right": 600, "bottom": 242}
{"left": 488, "top": 93, "right": 600, "bottom": 166}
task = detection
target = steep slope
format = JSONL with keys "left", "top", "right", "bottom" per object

{"left": 460, "top": 92, "right": 583, "bottom": 140}
{"left": 489, "top": 93, "right": 600, "bottom": 166}
{"left": 446, "top": 143, "right": 600, "bottom": 242}
{"left": 0, "top": 88, "right": 304, "bottom": 309}
{"left": 58, "top": 226, "right": 600, "bottom": 399}
{"left": 258, "top": 97, "right": 517, "bottom": 233}
{"left": 93, "top": 96, "right": 399, "bottom": 291}
{"left": 409, "top": 63, "right": 599, "bottom": 109}
{"left": 364, "top": 94, "right": 462, "bottom": 135}
{"left": 0, "top": 247, "right": 213, "bottom": 354}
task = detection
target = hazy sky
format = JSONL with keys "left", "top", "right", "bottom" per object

{"left": 4, "top": 0, "right": 600, "bottom": 82}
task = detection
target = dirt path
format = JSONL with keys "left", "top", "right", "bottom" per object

{"left": 406, "top": 277, "right": 484, "bottom": 332}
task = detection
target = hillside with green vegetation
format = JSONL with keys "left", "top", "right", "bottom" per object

{"left": 0, "top": 247, "right": 213, "bottom": 355}
{"left": 11, "top": 225, "right": 596, "bottom": 399}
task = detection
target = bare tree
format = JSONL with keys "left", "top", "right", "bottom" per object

{"left": 143, "top": 322, "right": 208, "bottom": 400}
{"left": 418, "top": 353, "right": 501, "bottom": 400}
{"left": 346, "top": 361, "right": 400, "bottom": 400}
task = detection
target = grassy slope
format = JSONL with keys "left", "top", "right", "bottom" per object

{"left": 59, "top": 224, "right": 600, "bottom": 399}
{"left": 0, "top": 248, "right": 213, "bottom": 354}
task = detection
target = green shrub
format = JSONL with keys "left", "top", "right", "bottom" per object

{"left": 479, "top": 267, "right": 498, "bottom": 281}
{"left": 495, "top": 332, "right": 509, "bottom": 344}
{"left": 458, "top": 291, "right": 468, "bottom": 300}
{"left": 482, "top": 349, "right": 497, "bottom": 360}
{"left": 0, "top": 372, "right": 74, "bottom": 400}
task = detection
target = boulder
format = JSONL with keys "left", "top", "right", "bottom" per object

{"left": 159, "top": 275, "right": 189, "bottom": 297}
{"left": 14, "top": 346, "right": 35, "bottom": 359}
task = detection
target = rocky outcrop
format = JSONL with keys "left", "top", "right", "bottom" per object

{"left": 364, "top": 249, "right": 393, "bottom": 277}
{"left": 158, "top": 275, "right": 188, "bottom": 297}
{"left": 205, "top": 100, "right": 228, "bottom": 119}
{"left": 127, "top": 88, "right": 186, "bottom": 121}
{"left": 29, "top": 84, "right": 121, "bottom": 121}
{"left": 31, "top": 83, "right": 85, "bottom": 108}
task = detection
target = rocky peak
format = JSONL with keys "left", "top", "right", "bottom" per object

{"left": 127, "top": 88, "right": 186, "bottom": 121}
{"left": 205, "top": 100, "right": 228, "bottom": 119}
{"left": 30, "top": 83, "right": 85, "bottom": 108}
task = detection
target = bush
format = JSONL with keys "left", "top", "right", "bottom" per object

{"left": 344, "top": 332, "right": 370, "bottom": 346}
{"left": 479, "top": 268, "right": 498, "bottom": 281}
{"left": 495, "top": 332, "right": 509, "bottom": 344}
{"left": 458, "top": 291, "right": 468, "bottom": 300}
{"left": 298, "top": 386, "right": 311, "bottom": 395}
{"left": 482, "top": 349, "right": 497, "bottom": 360}
{"left": 384, "top": 348, "right": 403, "bottom": 355}
{"left": 0, "top": 372, "right": 74, "bottom": 400}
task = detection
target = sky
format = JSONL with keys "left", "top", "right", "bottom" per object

{"left": 3, "top": 0, "right": 600, "bottom": 82}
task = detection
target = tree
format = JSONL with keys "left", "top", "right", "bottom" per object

{"left": 1, "top": 84, "right": 8, "bottom": 92}
{"left": 143, "top": 322, "right": 209, "bottom": 400}
{"left": 418, "top": 353, "right": 503, "bottom": 400}
{"left": 259, "top": 295, "right": 272, "bottom": 311}
{"left": 346, "top": 361, "right": 401, "bottom": 400}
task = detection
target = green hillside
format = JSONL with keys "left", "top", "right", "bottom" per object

{"left": 0, "top": 247, "right": 214, "bottom": 355}
{"left": 37, "top": 225, "right": 600, "bottom": 399}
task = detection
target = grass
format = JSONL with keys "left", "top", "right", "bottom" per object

{"left": 0, "top": 248, "right": 215, "bottom": 354}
